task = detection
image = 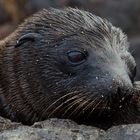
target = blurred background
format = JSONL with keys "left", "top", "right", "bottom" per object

{"left": 0, "top": 0, "right": 140, "bottom": 80}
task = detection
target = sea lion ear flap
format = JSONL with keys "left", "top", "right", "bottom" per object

{"left": 15, "top": 33, "right": 40, "bottom": 48}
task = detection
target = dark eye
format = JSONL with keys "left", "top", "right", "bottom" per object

{"left": 15, "top": 33, "right": 40, "bottom": 47}
{"left": 67, "top": 50, "right": 87, "bottom": 64}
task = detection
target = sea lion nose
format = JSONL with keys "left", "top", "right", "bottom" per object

{"left": 111, "top": 75, "right": 133, "bottom": 98}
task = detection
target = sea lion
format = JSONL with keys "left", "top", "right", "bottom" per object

{"left": 0, "top": 8, "right": 140, "bottom": 129}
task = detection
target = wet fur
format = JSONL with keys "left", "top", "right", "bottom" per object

{"left": 0, "top": 8, "right": 140, "bottom": 129}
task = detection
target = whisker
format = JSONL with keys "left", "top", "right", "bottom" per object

{"left": 66, "top": 96, "right": 88, "bottom": 118}
{"left": 72, "top": 98, "right": 92, "bottom": 118}
{"left": 46, "top": 91, "right": 78, "bottom": 111}
{"left": 48, "top": 94, "right": 82, "bottom": 117}
{"left": 87, "top": 97, "right": 103, "bottom": 118}
{"left": 40, "top": 91, "right": 79, "bottom": 119}
{"left": 81, "top": 94, "right": 99, "bottom": 112}
{"left": 98, "top": 97, "right": 109, "bottom": 117}
{"left": 62, "top": 95, "right": 85, "bottom": 117}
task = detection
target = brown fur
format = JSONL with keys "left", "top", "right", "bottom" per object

{"left": 0, "top": 8, "right": 140, "bottom": 129}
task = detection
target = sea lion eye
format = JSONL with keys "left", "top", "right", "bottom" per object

{"left": 67, "top": 50, "right": 87, "bottom": 64}
{"left": 15, "top": 33, "right": 39, "bottom": 47}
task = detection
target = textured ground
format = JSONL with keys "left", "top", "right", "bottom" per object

{"left": 0, "top": 117, "right": 139, "bottom": 140}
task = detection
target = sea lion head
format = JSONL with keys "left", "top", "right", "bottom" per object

{"left": 2, "top": 8, "right": 137, "bottom": 127}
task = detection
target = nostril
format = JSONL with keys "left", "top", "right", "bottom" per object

{"left": 112, "top": 75, "right": 132, "bottom": 94}
{"left": 117, "top": 87, "right": 121, "bottom": 97}
{"left": 112, "top": 80, "right": 128, "bottom": 100}
{"left": 114, "top": 86, "right": 125, "bottom": 101}
{"left": 115, "top": 85, "right": 132, "bottom": 102}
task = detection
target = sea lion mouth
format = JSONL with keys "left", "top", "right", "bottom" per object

{"left": 44, "top": 80, "right": 134, "bottom": 119}
{"left": 54, "top": 89, "right": 133, "bottom": 120}
{"left": 89, "top": 86, "right": 134, "bottom": 115}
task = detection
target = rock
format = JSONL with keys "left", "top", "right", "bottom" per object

{"left": 0, "top": 117, "right": 140, "bottom": 140}
{"left": 104, "top": 124, "right": 140, "bottom": 140}
{"left": 0, "top": 117, "right": 105, "bottom": 140}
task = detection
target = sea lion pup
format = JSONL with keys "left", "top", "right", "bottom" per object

{"left": 0, "top": 8, "right": 139, "bottom": 129}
